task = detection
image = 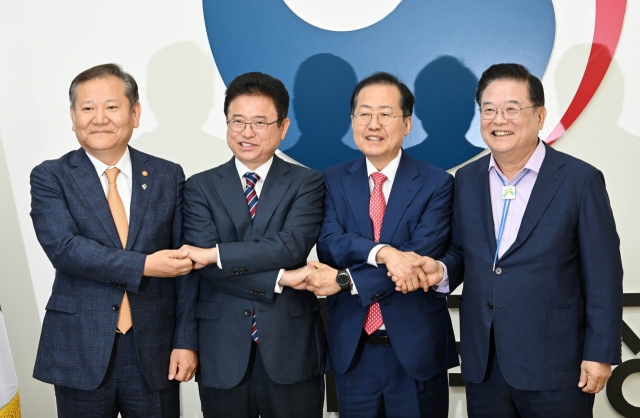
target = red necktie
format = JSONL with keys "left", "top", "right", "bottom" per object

{"left": 364, "top": 172, "right": 387, "bottom": 335}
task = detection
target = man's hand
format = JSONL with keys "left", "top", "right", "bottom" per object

{"left": 377, "top": 247, "right": 422, "bottom": 293}
{"left": 411, "top": 256, "right": 444, "bottom": 291}
{"left": 280, "top": 264, "right": 318, "bottom": 290}
{"left": 305, "top": 261, "right": 341, "bottom": 296}
{"left": 143, "top": 249, "right": 193, "bottom": 277}
{"left": 578, "top": 361, "right": 611, "bottom": 393}
{"left": 180, "top": 244, "right": 217, "bottom": 269}
{"left": 168, "top": 349, "right": 198, "bottom": 382}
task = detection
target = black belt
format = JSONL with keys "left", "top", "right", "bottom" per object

{"left": 362, "top": 330, "right": 391, "bottom": 346}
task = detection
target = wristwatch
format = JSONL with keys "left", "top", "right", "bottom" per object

{"left": 336, "top": 269, "right": 352, "bottom": 292}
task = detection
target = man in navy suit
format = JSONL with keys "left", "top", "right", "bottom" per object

{"left": 413, "top": 63, "right": 623, "bottom": 417}
{"left": 30, "top": 64, "right": 198, "bottom": 417}
{"left": 182, "top": 72, "right": 329, "bottom": 418}
{"left": 304, "top": 72, "right": 458, "bottom": 418}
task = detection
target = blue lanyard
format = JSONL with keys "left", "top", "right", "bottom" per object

{"left": 493, "top": 168, "right": 531, "bottom": 271}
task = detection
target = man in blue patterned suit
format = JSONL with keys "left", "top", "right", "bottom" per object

{"left": 30, "top": 64, "right": 198, "bottom": 417}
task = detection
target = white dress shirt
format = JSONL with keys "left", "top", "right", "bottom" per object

{"left": 85, "top": 148, "right": 133, "bottom": 222}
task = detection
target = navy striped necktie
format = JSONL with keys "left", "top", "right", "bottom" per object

{"left": 244, "top": 172, "right": 260, "bottom": 221}
{"left": 244, "top": 171, "right": 260, "bottom": 342}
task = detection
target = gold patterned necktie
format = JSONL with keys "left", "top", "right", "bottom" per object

{"left": 105, "top": 167, "right": 132, "bottom": 334}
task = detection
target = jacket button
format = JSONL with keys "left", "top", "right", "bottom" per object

{"left": 487, "top": 302, "right": 493, "bottom": 309}
{"left": 112, "top": 304, "right": 119, "bottom": 311}
{"left": 495, "top": 267, "right": 503, "bottom": 275}
{"left": 244, "top": 309, "right": 251, "bottom": 316}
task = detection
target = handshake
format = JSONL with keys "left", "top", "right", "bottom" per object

{"left": 141, "top": 244, "right": 446, "bottom": 296}
{"left": 140, "top": 244, "right": 220, "bottom": 278}
{"left": 277, "top": 247, "right": 447, "bottom": 297}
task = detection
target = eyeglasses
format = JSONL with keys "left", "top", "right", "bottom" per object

{"left": 227, "top": 118, "right": 279, "bottom": 133}
{"left": 479, "top": 105, "right": 537, "bottom": 120}
{"left": 353, "top": 112, "right": 404, "bottom": 126}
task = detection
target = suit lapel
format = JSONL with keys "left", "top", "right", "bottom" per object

{"left": 251, "top": 156, "right": 291, "bottom": 240}
{"left": 379, "top": 153, "right": 421, "bottom": 243}
{"left": 341, "top": 157, "right": 374, "bottom": 240}
{"left": 127, "top": 147, "right": 152, "bottom": 250}
{"left": 473, "top": 156, "right": 497, "bottom": 258}
{"left": 500, "top": 144, "right": 566, "bottom": 260}
{"left": 215, "top": 157, "right": 253, "bottom": 241}
{"left": 69, "top": 149, "right": 122, "bottom": 249}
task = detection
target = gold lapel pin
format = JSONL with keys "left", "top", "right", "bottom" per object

{"left": 142, "top": 170, "right": 148, "bottom": 177}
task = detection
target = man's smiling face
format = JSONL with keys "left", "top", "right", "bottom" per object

{"left": 226, "top": 94, "right": 289, "bottom": 170}
{"left": 351, "top": 83, "right": 411, "bottom": 170}
{"left": 479, "top": 79, "right": 546, "bottom": 159}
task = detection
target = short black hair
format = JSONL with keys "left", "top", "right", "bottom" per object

{"left": 351, "top": 72, "right": 414, "bottom": 118}
{"left": 476, "top": 63, "right": 545, "bottom": 107}
{"left": 69, "top": 63, "right": 138, "bottom": 110}
{"left": 224, "top": 72, "right": 289, "bottom": 126}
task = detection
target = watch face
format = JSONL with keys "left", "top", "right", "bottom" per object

{"left": 337, "top": 273, "right": 350, "bottom": 287}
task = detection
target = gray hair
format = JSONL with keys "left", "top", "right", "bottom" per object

{"left": 69, "top": 63, "right": 139, "bottom": 110}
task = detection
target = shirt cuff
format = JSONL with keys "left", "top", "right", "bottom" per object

{"left": 216, "top": 244, "right": 222, "bottom": 269}
{"left": 433, "top": 261, "right": 450, "bottom": 293}
{"left": 274, "top": 269, "right": 284, "bottom": 294}
{"left": 346, "top": 268, "right": 358, "bottom": 295}
{"left": 367, "top": 244, "right": 389, "bottom": 267}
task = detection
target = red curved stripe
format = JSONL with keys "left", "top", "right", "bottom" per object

{"left": 546, "top": 0, "right": 627, "bottom": 144}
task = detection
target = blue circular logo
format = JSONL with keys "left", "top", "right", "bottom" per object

{"left": 203, "top": 0, "right": 555, "bottom": 171}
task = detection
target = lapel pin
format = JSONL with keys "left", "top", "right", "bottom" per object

{"left": 142, "top": 171, "right": 148, "bottom": 177}
{"left": 142, "top": 184, "right": 148, "bottom": 190}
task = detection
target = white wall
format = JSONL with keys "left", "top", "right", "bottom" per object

{"left": 0, "top": 1, "right": 638, "bottom": 416}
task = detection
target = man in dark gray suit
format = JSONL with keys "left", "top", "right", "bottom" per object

{"left": 182, "top": 72, "right": 329, "bottom": 418}
{"left": 30, "top": 64, "right": 198, "bottom": 417}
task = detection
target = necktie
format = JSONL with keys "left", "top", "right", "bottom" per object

{"left": 364, "top": 172, "right": 387, "bottom": 335}
{"left": 105, "top": 167, "right": 132, "bottom": 334}
{"left": 244, "top": 172, "right": 260, "bottom": 342}
{"left": 244, "top": 172, "right": 260, "bottom": 221}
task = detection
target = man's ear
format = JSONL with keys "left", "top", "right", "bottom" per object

{"left": 279, "top": 117, "right": 291, "bottom": 140}
{"left": 132, "top": 102, "right": 142, "bottom": 129}
{"left": 70, "top": 106, "right": 76, "bottom": 132}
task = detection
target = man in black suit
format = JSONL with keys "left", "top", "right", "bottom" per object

{"left": 183, "top": 72, "right": 329, "bottom": 418}
{"left": 30, "top": 64, "right": 198, "bottom": 417}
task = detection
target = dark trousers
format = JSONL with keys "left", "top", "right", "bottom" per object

{"left": 198, "top": 341, "right": 324, "bottom": 418}
{"left": 55, "top": 331, "right": 179, "bottom": 418}
{"left": 334, "top": 331, "right": 449, "bottom": 418}
{"left": 466, "top": 328, "right": 594, "bottom": 418}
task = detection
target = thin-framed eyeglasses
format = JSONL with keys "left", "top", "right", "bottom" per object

{"left": 353, "top": 112, "right": 405, "bottom": 126}
{"left": 479, "top": 105, "right": 537, "bottom": 120}
{"left": 227, "top": 118, "right": 280, "bottom": 133}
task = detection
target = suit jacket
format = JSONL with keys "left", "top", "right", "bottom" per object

{"left": 30, "top": 146, "right": 198, "bottom": 391}
{"left": 183, "top": 155, "right": 330, "bottom": 389}
{"left": 440, "top": 143, "right": 623, "bottom": 390}
{"left": 317, "top": 152, "right": 459, "bottom": 381}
